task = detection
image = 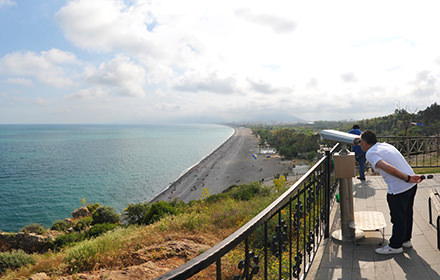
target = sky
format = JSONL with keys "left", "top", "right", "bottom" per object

{"left": 0, "top": 0, "right": 439, "bottom": 124}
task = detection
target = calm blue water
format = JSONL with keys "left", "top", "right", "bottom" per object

{"left": 0, "top": 124, "right": 233, "bottom": 232}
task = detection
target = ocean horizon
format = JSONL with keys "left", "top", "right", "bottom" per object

{"left": 0, "top": 123, "right": 234, "bottom": 232}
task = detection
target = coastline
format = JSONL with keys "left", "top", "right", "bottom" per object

{"left": 150, "top": 126, "right": 292, "bottom": 203}
{"left": 149, "top": 126, "right": 236, "bottom": 203}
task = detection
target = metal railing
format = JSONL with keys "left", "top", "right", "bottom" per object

{"left": 155, "top": 143, "right": 341, "bottom": 280}
{"left": 155, "top": 135, "right": 440, "bottom": 279}
{"left": 379, "top": 136, "right": 440, "bottom": 168}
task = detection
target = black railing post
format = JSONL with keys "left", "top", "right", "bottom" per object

{"left": 216, "top": 258, "right": 222, "bottom": 280}
{"left": 264, "top": 221, "right": 268, "bottom": 280}
{"left": 324, "top": 150, "right": 331, "bottom": 238}
{"left": 289, "top": 198, "right": 292, "bottom": 280}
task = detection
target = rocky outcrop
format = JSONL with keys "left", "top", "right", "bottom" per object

{"left": 71, "top": 207, "right": 90, "bottom": 218}
{"left": 0, "top": 232, "right": 55, "bottom": 253}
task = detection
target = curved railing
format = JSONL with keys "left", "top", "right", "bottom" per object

{"left": 379, "top": 136, "right": 440, "bottom": 168}
{"left": 155, "top": 143, "right": 341, "bottom": 280}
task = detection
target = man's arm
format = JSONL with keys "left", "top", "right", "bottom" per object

{"left": 375, "top": 160, "right": 423, "bottom": 183}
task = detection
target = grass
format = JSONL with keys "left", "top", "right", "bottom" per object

{"left": 414, "top": 167, "right": 440, "bottom": 174}
{"left": 1, "top": 182, "right": 281, "bottom": 279}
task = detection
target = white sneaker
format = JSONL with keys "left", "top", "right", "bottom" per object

{"left": 402, "top": 240, "right": 412, "bottom": 248}
{"left": 375, "top": 244, "right": 403, "bottom": 254}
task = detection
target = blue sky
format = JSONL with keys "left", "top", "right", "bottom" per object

{"left": 1, "top": 0, "right": 439, "bottom": 124}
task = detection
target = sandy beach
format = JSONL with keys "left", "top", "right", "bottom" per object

{"left": 150, "top": 126, "right": 294, "bottom": 203}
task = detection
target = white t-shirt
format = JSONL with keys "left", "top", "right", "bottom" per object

{"left": 366, "top": 142, "right": 415, "bottom": 194}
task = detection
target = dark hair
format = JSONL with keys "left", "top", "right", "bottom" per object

{"left": 352, "top": 124, "right": 360, "bottom": 129}
{"left": 361, "top": 130, "right": 377, "bottom": 145}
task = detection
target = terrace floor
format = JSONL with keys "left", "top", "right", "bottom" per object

{"left": 307, "top": 174, "right": 440, "bottom": 280}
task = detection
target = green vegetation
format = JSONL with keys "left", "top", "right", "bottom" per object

{"left": 249, "top": 103, "right": 440, "bottom": 161}
{"left": 252, "top": 127, "right": 320, "bottom": 160}
{"left": 263, "top": 102, "right": 440, "bottom": 137}
{"left": 86, "top": 203, "right": 100, "bottom": 213}
{"left": 51, "top": 220, "right": 72, "bottom": 232}
{"left": 0, "top": 250, "right": 35, "bottom": 274}
{"left": 1, "top": 182, "right": 280, "bottom": 278}
{"left": 92, "top": 206, "right": 120, "bottom": 225}
{"left": 19, "top": 224, "right": 46, "bottom": 235}
{"left": 74, "top": 217, "right": 93, "bottom": 232}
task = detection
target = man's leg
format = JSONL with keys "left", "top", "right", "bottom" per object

{"left": 357, "top": 155, "right": 366, "bottom": 179}
{"left": 404, "top": 185, "right": 417, "bottom": 242}
{"left": 387, "top": 187, "right": 416, "bottom": 248}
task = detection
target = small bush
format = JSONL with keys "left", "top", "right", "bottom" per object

{"left": 74, "top": 217, "right": 93, "bottom": 231}
{"left": 19, "top": 224, "right": 46, "bottom": 235}
{"left": 228, "top": 182, "right": 263, "bottom": 201}
{"left": 143, "top": 201, "right": 178, "bottom": 225}
{"left": 204, "top": 193, "right": 228, "bottom": 204}
{"left": 86, "top": 203, "right": 100, "bottom": 213}
{"left": 0, "top": 250, "right": 35, "bottom": 274}
{"left": 53, "top": 232, "right": 86, "bottom": 248}
{"left": 51, "top": 220, "right": 72, "bottom": 232}
{"left": 124, "top": 202, "right": 150, "bottom": 225}
{"left": 92, "top": 206, "right": 120, "bottom": 225}
{"left": 86, "top": 223, "right": 117, "bottom": 238}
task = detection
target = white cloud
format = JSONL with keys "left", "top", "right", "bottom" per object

{"left": 4, "top": 0, "right": 440, "bottom": 123}
{"left": 235, "top": 8, "right": 296, "bottom": 34}
{"left": 78, "top": 55, "right": 147, "bottom": 98}
{"left": 341, "top": 73, "right": 358, "bottom": 83}
{"left": 0, "top": 49, "right": 77, "bottom": 87}
{"left": 0, "top": 0, "right": 15, "bottom": 8}
{"left": 35, "top": 98, "right": 51, "bottom": 106}
{"left": 56, "top": 0, "right": 159, "bottom": 55}
{"left": 7, "top": 78, "right": 33, "bottom": 86}
{"left": 174, "top": 71, "right": 241, "bottom": 95}
{"left": 410, "top": 70, "right": 439, "bottom": 98}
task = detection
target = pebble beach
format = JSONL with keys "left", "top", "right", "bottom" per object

{"left": 150, "top": 126, "right": 293, "bottom": 203}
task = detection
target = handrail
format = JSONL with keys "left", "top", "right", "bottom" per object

{"left": 154, "top": 134, "right": 440, "bottom": 279}
{"left": 378, "top": 135, "right": 440, "bottom": 168}
{"left": 155, "top": 143, "right": 341, "bottom": 280}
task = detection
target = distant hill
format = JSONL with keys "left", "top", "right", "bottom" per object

{"left": 286, "top": 102, "right": 440, "bottom": 136}
{"left": 233, "top": 112, "right": 305, "bottom": 125}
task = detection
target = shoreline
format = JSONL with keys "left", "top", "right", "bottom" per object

{"left": 150, "top": 126, "right": 292, "bottom": 203}
{"left": 149, "top": 126, "right": 236, "bottom": 203}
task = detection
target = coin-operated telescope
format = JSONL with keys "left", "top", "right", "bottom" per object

{"left": 320, "top": 129, "right": 364, "bottom": 241}
{"left": 320, "top": 129, "right": 361, "bottom": 145}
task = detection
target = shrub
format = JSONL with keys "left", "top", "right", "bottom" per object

{"left": 53, "top": 232, "right": 86, "bottom": 248}
{"left": 19, "top": 224, "right": 46, "bottom": 235}
{"left": 0, "top": 250, "right": 35, "bottom": 274}
{"left": 86, "top": 203, "right": 100, "bottom": 213}
{"left": 143, "top": 201, "right": 178, "bottom": 225}
{"left": 51, "top": 220, "right": 72, "bottom": 232}
{"left": 86, "top": 223, "right": 117, "bottom": 238}
{"left": 92, "top": 206, "right": 120, "bottom": 225}
{"left": 124, "top": 202, "right": 150, "bottom": 225}
{"left": 228, "top": 182, "right": 263, "bottom": 201}
{"left": 64, "top": 227, "right": 129, "bottom": 273}
{"left": 74, "top": 217, "right": 93, "bottom": 231}
{"left": 204, "top": 193, "right": 228, "bottom": 204}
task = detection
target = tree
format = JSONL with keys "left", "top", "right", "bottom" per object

{"left": 92, "top": 206, "right": 120, "bottom": 225}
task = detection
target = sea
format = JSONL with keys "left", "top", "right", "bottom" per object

{"left": 0, "top": 124, "right": 234, "bottom": 232}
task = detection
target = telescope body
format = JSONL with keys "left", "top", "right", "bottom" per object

{"left": 320, "top": 129, "right": 361, "bottom": 145}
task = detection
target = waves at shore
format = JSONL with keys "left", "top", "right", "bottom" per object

{"left": 150, "top": 127, "right": 236, "bottom": 202}
{"left": 151, "top": 127, "right": 292, "bottom": 203}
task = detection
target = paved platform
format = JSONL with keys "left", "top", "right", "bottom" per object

{"left": 307, "top": 174, "right": 440, "bottom": 280}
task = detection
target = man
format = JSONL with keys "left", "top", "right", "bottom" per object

{"left": 348, "top": 125, "right": 366, "bottom": 180}
{"left": 360, "top": 130, "right": 423, "bottom": 254}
